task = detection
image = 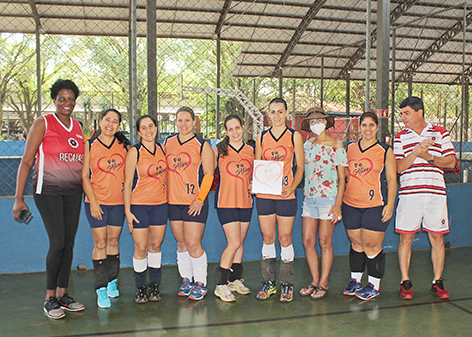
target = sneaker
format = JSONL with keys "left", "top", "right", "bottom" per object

{"left": 107, "top": 279, "right": 119, "bottom": 298}
{"left": 227, "top": 279, "right": 250, "bottom": 295}
{"left": 343, "top": 278, "right": 362, "bottom": 296}
{"left": 400, "top": 280, "right": 413, "bottom": 300}
{"left": 214, "top": 284, "right": 236, "bottom": 302}
{"left": 178, "top": 278, "right": 194, "bottom": 297}
{"left": 189, "top": 281, "right": 207, "bottom": 301}
{"left": 256, "top": 281, "right": 277, "bottom": 300}
{"left": 279, "top": 283, "right": 294, "bottom": 303}
{"left": 355, "top": 283, "right": 380, "bottom": 301}
{"left": 43, "top": 297, "right": 65, "bottom": 319}
{"left": 431, "top": 279, "right": 449, "bottom": 299}
{"left": 96, "top": 287, "right": 111, "bottom": 308}
{"left": 57, "top": 293, "right": 85, "bottom": 312}
{"left": 148, "top": 282, "right": 161, "bottom": 301}
{"left": 135, "top": 285, "right": 148, "bottom": 303}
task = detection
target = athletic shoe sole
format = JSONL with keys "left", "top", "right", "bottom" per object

{"left": 43, "top": 307, "right": 65, "bottom": 320}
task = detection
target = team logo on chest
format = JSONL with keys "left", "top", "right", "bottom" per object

{"left": 263, "top": 146, "right": 287, "bottom": 161}
{"left": 226, "top": 160, "right": 252, "bottom": 181}
{"left": 68, "top": 137, "right": 79, "bottom": 149}
{"left": 97, "top": 154, "right": 124, "bottom": 178}
{"left": 148, "top": 160, "right": 167, "bottom": 179}
{"left": 167, "top": 152, "right": 192, "bottom": 178}
{"left": 349, "top": 158, "right": 373, "bottom": 184}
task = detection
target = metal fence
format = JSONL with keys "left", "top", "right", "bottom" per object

{"left": 1, "top": 0, "right": 471, "bottom": 196}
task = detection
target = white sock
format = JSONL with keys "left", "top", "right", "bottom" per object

{"left": 191, "top": 251, "right": 207, "bottom": 285}
{"left": 351, "top": 272, "right": 363, "bottom": 282}
{"left": 177, "top": 251, "right": 192, "bottom": 279}
{"left": 368, "top": 276, "right": 381, "bottom": 291}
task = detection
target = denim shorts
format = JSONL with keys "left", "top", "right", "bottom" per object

{"left": 302, "top": 197, "right": 335, "bottom": 220}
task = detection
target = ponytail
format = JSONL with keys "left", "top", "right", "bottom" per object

{"left": 115, "top": 131, "right": 131, "bottom": 149}
{"left": 217, "top": 135, "right": 230, "bottom": 157}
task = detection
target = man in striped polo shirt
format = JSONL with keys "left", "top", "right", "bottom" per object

{"left": 394, "top": 96, "right": 456, "bottom": 300}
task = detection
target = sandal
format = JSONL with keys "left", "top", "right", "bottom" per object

{"left": 311, "top": 286, "right": 329, "bottom": 300}
{"left": 299, "top": 284, "right": 317, "bottom": 296}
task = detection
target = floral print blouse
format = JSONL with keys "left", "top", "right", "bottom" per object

{"left": 304, "top": 141, "right": 347, "bottom": 198}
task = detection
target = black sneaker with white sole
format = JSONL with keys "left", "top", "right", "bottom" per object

{"left": 44, "top": 297, "right": 65, "bottom": 319}
{"left": 57, "top": 293, "right": 85, "bottom": 312}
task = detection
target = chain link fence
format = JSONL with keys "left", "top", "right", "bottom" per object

{"left": 1, "top": 0, "right": 471, "bottom": 195}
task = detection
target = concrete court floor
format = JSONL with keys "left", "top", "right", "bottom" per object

{"left": 1, "top": 247, "right": 471, "bottom": 337}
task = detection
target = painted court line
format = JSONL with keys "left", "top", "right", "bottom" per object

{"left": 55, "top": 296, "right": 472, "bottom": 337}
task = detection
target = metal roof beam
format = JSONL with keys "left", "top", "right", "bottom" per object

{"left": 451, "top": 65, "right": 472, "bottom": 84}
{"left": 28, "top": 0, "right": 41, "bottom": 28}
{"left": 397, "top": 9, "right": 472, "bottom": 82}
{"left": 215, "top": 0, "right": 232, "bottom": 35}
{"left": 272, "top": 0, "right": 327, "bottom": 77}
{"left": 337, "top": 0, "right": 419, "bottom": 79}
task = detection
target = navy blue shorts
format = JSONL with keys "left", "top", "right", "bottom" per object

{"left": 216, "top": 208, "right": 253, "bottom": 226}
{"left": 341, "top": 203, "right": 388, "bottom": 232}
{"left": 168, "top": 203, "right": 209, "bottom": 224}
{"left": 85, "top": 203, "right": 125, "bottom": 228}
{"left": 130, "top": 203, "right": 168, "bottom": 228}
{"left": 256, "top": 197, "right": 298, "bottom": 217}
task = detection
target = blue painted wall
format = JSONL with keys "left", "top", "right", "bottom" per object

{"left": 1, "top": 184, "right": 471, "bottom": 274}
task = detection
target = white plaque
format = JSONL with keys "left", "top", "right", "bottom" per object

{"left": 251, "top": 160, "right": 284, "bottom": 195}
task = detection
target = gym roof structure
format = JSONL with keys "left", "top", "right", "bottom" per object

{"left": 1, "top": 0, "right": 471, "bottom": 85}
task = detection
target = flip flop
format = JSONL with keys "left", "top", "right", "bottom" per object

{"left": 311, "top": 286, "right": 329, "bottom": 300}
{"left": 299, "top": 283, "right": 317, "bottom": 296}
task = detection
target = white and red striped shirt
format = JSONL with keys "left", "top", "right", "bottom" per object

{"left": 394, "top": 123, "right": 455, "bottom": 196}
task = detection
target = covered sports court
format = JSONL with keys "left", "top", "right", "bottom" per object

{"left": 1, "top": 1, "right": 472, "bottom": 336}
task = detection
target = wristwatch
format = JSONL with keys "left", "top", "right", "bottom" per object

{"left": 428, "top": 155, "right": 434, "bottom": 164}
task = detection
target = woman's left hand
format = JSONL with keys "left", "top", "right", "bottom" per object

{"left": 188, "top": 200, "right": 203, "bottom": 217}
{"left": 381, "top": 203, "right": 394, "bottom": 223}
{"left": 329, "top": 204, "right": 342, "bottom": 224}
{"left": 281, "top": 186, "right": 294, "bottom": 199}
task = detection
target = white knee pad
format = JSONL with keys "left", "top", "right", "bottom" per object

{"left": 281, "top": 245, "right": 294, "bottom": 262}
{"left": 262, "top": 243, "right": 276, "bottom": 260}
{"left": 148, "top": 252, "right": 162, "bottom": 268}
{"left": 133, "top": 257, "right": 147, "bottom": 273}
{"left": 177, "top": 251, "right": 192, "bottom": 279}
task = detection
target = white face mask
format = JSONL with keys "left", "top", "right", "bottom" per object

{"left": 310, "top": 122, "right": 326, "bottom": 135}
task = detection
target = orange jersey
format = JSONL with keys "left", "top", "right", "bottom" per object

{"left": 131, "top": 142, "right": 167, "bottom": 205}
{"left": 257, "top": 127, "right": 297, "bottom": 200}
{"left": 343, "top": 141, "right": 389, "bottom": 208}
{"left": 85, "top": 136, "right": 127, "bottom": 205}
{"left": 165, "top": 134, "right": 206, "bottom": 205}
{"left": 215, "top": 143, "right": 254, "bottom": 209}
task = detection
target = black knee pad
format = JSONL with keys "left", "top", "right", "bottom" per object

{"left": 367, "top": 250, "right": 385, "bottom": 279}
{"left": 349, "top": 247, "right": 367, "bottom": 272}
{"left": 93, "top": 259, "right": 108, "bottom": 289}
{"left": 261, "top": 258, "right": 276, "bottom": 281}
{"left": 106, "top": 254, "right": 120, "bottom": 281}
{"left": 279, "top": 260, "right": 295, "bottom": 284}
{"left": 229, "top": 263, "right": 243, "bottom": 282}
{"left": 214, "top": 266, "right": 230, "bottom": 285}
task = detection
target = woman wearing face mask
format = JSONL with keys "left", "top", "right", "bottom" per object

{"left": 299, "top": 108, "right": 347, "bottom": 299}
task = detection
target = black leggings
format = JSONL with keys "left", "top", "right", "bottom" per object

{"left": 34, "top": 193, "right": 82, "bottom": 290}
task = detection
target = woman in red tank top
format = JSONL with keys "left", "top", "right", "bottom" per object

{"left": 13, "top": 79, "right": 85, "bottom": 319}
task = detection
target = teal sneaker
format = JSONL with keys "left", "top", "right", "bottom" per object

{"left": 97, "top": 287, "right": 111, "bottom": 308}
{"left": 107, "top": 279, "right": 119, "bottom": 298}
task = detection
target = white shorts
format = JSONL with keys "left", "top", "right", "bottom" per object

{"left": 302, "top": 197, "right": 335, "bottom": 220}
{"left": 395, "top": 194, "right": 449, "bottom": 234}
